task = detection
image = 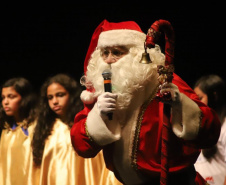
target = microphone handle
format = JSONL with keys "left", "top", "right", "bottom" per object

{"left": 104, "top": 78, "right": 113, "bottom": 120}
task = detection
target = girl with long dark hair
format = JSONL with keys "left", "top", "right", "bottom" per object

{"left": 32, "top": 73, "right": 121, "bottom": 185}
{"left": 0, "top": 77, "right": 37, "bottom": 185}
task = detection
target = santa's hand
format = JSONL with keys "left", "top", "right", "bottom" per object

{"left": 97, "top": 92, "right": 117, "bottom": 117}
{"left": 160, "top": 82, "right": 180, "bottom": 103}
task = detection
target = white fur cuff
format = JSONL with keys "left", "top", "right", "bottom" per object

{"left": 86, "top": 104, "right": 121, "bottom": 146}
{"left": 172, "top": 93, "right": 201, "bottom": 140}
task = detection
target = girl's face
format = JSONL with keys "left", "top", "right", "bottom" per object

{"left": 194, "top": 86, "right": 208, "bottom": 105}
{"left": 1, "top": 87, "right": 22, "bottom": 119}
{"left": 47, "top": 83, "right": 70, "bottom": 118}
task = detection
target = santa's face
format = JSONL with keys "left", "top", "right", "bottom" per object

{"left": 86, "top": 45, "right": 165, "bottom": 109}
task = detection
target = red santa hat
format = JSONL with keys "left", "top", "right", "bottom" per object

{"left": 83, "top": 19, "right": 146, "bottom": 74}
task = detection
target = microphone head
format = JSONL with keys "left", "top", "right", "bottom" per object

{"left": 102, "top": 69, "right": 112, "bottom": 79}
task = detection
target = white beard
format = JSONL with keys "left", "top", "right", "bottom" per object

{"left": 86, "top": 45, "right": 165, "bottom": 110}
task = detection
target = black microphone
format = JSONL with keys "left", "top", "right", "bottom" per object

{"left": 102, "top": 69, "right": 113, "bottom": 120}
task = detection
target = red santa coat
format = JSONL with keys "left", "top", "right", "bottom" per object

{"left": 71, "top": 73, "right": 221, "bottom": 184}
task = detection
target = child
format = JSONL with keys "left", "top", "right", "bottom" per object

{"left": 194, "top": 74, "right": 226, "bottom": 185}
{"left": 0, "top": 77, "right": 37, "bottom": 185}
{"left": 32, "top": 73, "right": 121, "bottom": 185}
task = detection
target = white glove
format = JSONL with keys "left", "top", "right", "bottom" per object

{"left": 160, "top": 82, "right": 181, "bottom": 103}
{"left": 97, "top": 92, "right": 117, "bottom": 117}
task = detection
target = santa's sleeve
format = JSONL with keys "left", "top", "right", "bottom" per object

{"left": 70, "top": 103, "right": 102, "bottom": 158}
{"left": 70, "top": 97, "right": 121, "bottom": 158}
{"left": 171, "top": 73, "right": 221, "bottom": 148}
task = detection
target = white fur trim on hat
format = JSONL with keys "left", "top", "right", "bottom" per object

{"left": 97, "top": 29, "right": 146, "bottom": 48}
{"left": 80, "top": 90, "right": 95, "bottom": 104}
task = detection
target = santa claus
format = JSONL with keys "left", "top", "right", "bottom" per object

{"left": 70, "top": 19, "right": 221, "bottom": 185}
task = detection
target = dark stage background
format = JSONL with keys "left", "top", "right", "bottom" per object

{"left": 1, "top": 3, "right": 224, "bottom": 93}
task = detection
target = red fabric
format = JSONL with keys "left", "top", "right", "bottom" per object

{"left": 83, "top": 20, "right": 105, "bottom": 75}
{"left": 134, "top": 74, "right": 221, "bottom": 176}
{"left": 195, "top": 172, "right": 207, "bottom": 185}
{"left": 83, "top": 19, "right": 143, "bottom": 74}
{"left": 70, "top": 73, "right": 221, "bottom": 183}
{"left": 146, "top": 19, "right": 175, "bottom": 66}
